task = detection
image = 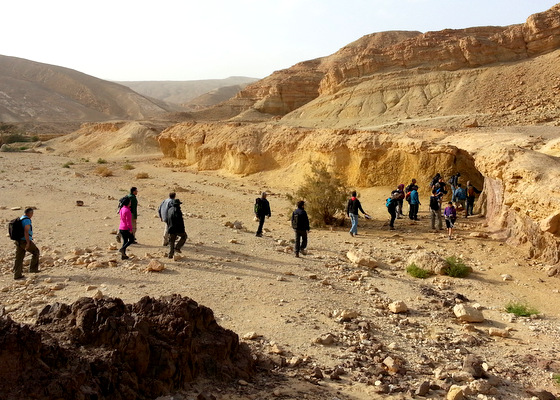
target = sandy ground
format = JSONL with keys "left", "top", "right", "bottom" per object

{"left": 1, "top": 151, "right": 560, "bottom": 399}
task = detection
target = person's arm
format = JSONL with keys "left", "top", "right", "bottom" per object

{"left": 24, "top": 224, "right": 31, "bottom": 249}
{"left": 358, "top": 201, "right": 366, "bottom": 215}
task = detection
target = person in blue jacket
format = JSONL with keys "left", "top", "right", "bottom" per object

{"left": 409, "top": 187, "right": 421, "bottom": 221}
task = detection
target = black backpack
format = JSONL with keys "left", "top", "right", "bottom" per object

{"left": 254, "top": 198, "right": 262, "bottom": 214}
{"left": 291, "top": 212, "right": 299, "bottom": 229}
{"left": 429, "top": 196, "right": 440, "bottom": 211}
{"left": 8, "top": 216, "right": 29, "bottom": 241}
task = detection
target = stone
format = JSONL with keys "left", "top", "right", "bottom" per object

{"left": 287, "top": 357, "right": 302, "bottom": 367}
{"left": 446, "top": 385, "right": 465, "bottom": 400}
{"left": 229, "top": 239, "right": 239, "bottom": 244}
{"left": 383, "top": 356, "right": 401, "bottom": 373}
{"left": 416, "top": 380, "right": 431, "bottom": 396}
{"left": 462, "top": 354, "right": 487, "bottom": 379}
{"left": 346, "top": 249, "right": 378, "bottom": 268}
{"left": 50, "top": 283, "right": 65, "bottom": 291}
{"left": 315, "top": 333, "right": 336, "bottom": 345}
{"left": 87, "top": 261, "right": 105, "bottom": 269}
{"left": 242, "top": 331, "right": 259, "bottom": 340}
{"left": 146, "top": 260, "right": 165, "bottom": 272}
{"left": 108, "top": 243, "right": 118, "bottom": 250}
{"left": 501, "top": 274, "right": 513, "bottom": 281}
{"left": 76, "top": 200, "right": 84, "bottom": 206}
{"left": 407, "top": 251, "right": 449, "bottom": 275}
{"left": 488, "top": 327, "right": 509, "bottom": 337}
{"left": 333, "top": 309, "right": 359, "bottom": 321}
{"left": 92, "top": 290, "right": 104, "bottom": 300}
{"left": 453, "top": 304, "right": 485, "bottom": 322}
{"left": 388, "top": 300, "right": 408, "bottom": 313}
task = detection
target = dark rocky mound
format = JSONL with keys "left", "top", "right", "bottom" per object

{"left": 0, "top": 295, "right": 254, "bottom": 400}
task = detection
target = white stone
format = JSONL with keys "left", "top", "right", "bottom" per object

{"left": 388, "top": 301, "right": 408, "bottom": 314}
{"left": 346, "top": 249, "right": 378, "bottom": 268}
{"left": 453, "top": 304, "right": 485, "bottom": 323}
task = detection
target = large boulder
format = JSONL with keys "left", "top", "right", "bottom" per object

{"left": 407, "top": 251, "right": 449, "bottom": 275}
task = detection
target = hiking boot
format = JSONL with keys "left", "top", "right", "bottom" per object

{"left": 174, "top": 248, "right": 182, "bottom": 253}
{"left": 301, "top": 249, "right": 307, "bottom": 255}
{"left": 30, "top": 269, "right": 40, "bottom": 273}
{"left": 295, "top": 252, "right": 300, "bottom": 258}
{"left": 390, "top": 226, "right": 395, "bottom": 230}
{"left": 14, "top": 275, "right": 25, "bottom": 280}
{"left": 121, "top": 254, "right": 129, "bottom": 260}
{"left": 255, "top": 233, "right": 263, "bottom": 237}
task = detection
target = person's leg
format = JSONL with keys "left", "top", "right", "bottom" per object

{"left": 408, "top": 203, "right": 414, "bottom": 219}
{"left": 438, "top": 212, "right": 443, "bottom": 230}
{"left": 13, "top": 241, "right": 25, "bottom": 279}
{"left": 256, "top": 215, "right": 265, "bottom": 236}
{"left": 163, "top": 223, "right": 169, "bottom": 246}
{"left": 350, "top": 214, "right": 358, "bottom": 235}
{"left": 451, "top": 186, "right": 456, "bottom": 202}
{"left": 294, "top": 230, "right": 301, "bottom": 256}
{"left": 175, "top": 232, "right": 187, "bottom": 251}
{"left": 27, "top": 241, "right": 40, "bottom": 273}
{"left": 389, "top": 210, "right": 396, "bottom": 229}
{"left": 413, "top": 204, "right": 419, "bottom": 220}
{"left": 300, "top": 230, "right": 308, "bottom": 252}
{"left": 168, "top": 233, "right": 177, "bottom": 258}
{"left": 119, "top": 230, "right": 133, "bottom": 258}
{"left": 430, "top": 210, "right": 436, "bottom": 229}
{"left": 131, "top": 218, "right": 137, "bottom": 241}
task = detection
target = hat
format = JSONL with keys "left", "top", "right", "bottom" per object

{"left": 173, "top": 199, "right": 182, "bottom": 205}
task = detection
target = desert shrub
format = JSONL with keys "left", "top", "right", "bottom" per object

{"left": 286, "top": 161, "right": 347, "bottom": 226}
{"left": 445, "top": 256, "right": 470, "bottom": 278}
{"left": 95, "top": 166, "right": 113, "bottom": 177}
{"left": 80, "top": 157, "right": 90, "bottom": 163}
{"left": 97, "top": 158, "right": 108, "bottom": 164}
{"left": 406, "top": 263, "right": 431, "bottom": 279}
{"left": 505, "top": 301, "right": 539, "bottom": 317}
{"left": 135, "top": 172, "right": 149, "bottom": 179}
{"left": 62, "top": 161, "right": 75, "bottom": 168}
{"left": 123, "top": 163, "right": 135, "bottom": 170}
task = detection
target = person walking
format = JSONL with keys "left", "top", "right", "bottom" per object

{"left": 387, "top": 190, "right": 400, "bottom": 230}
{"left": 465, "top": 181, "right": 482, "bottom": 217}
{"left": 291, "top": 200, "right": 310, "bottom": 258}
{"left": 409, "top": 186, "right": 421, "bottom": 220}
{"left": 158, "top": 192, "right": 176, "bottom": 246}
{"left": 347, "top": 191, "right": 369, "bottom": 237}
{"left": 118, "top": 197, "right": 134, "bottom": 260}
{"left": 449, "top": 173, "right": 461, "bottom": 202}
{"left": 429, "top": 191, "right": 444, "bottom": 230}
{"left": 255, "top": 192, "right": 271, "bottom": 237}
{"left": 128, "top": 187, "right": 139, "bottom": 242}
{"left": 444, "top": 201, "right": 457, "bottom": 239}
{"left": 405, "top": 179, "right": 418, "bottom": 216}
{"left": 166, "top": 199, "right": 188, "bottom": 259}
{"left": 454, "top": 183, "right": 467, "bottom": 215}
{"left": 12, "top": 207, "right": 40, "bottom": 280}
{"left": 395, "top": 184, "right": 405, "bottom": 218}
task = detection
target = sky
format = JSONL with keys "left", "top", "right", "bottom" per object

{"left": 1, "top": 0, "right": 558, "bottom": 82}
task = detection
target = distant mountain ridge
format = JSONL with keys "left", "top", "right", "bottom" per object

{"left": 0, "top": 55, "right": 172, "bottom": 125}
{"left": 117, "top": 77, "right": 259, "bottom": 108}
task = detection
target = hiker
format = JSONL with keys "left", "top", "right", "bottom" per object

{"left": 291, "top": 200, "right": 310, "bottom": 258}
{"left": 158, "top": 192, "right": 176, "bottom": 246}
{"left": 429, "top": 191, "right": 444, "bottom": 230}
{"left": 466, "top": 181, "right": 482, "bottom": 217}
{"left": 449, "top": 173, "right": 461, "bottom": 202}
{"left": 409, "top": 186, "right": 421, "bottom": 220}
{"left": 13, "top": 208, "right": 40, "bottom": 280}
{"left": 405, "top": 179, "right": 418, "bottom": 215}
{"left": 454, "top": 183, "right": 467, "bottom": 214}
{"left": 115, "top": 187, "right": 139, "bottom": 244}
{"left": 395, "top": 184, "right": 405, "bottom": 218}
{"left": 118, "top": 197, "right": 134, "bottom": 260}
{"left": 429, "top": 173, "right": 441, "bottom": 189}
{"left": 444, "top": 201, "right": 457, "bottom": 239}
{"left": 166, "top": 199, "right": 188, "bottom": 259}
{"left": 436, "top": 177, "right": 448, "bottom": 195}
{"left": 347, "top": 191, "right": 369, "bottom": 237}
{"left": 255, "top": 192, "right": 271, "bottom": 237}
{"left": 387, "top": 190, "right": 400, "bottom": 230}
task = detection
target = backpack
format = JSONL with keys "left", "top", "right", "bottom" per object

{"left": 405, "top": 191, "right": 411, "bottom": 202}
{"left": 291, "top": 212, "right": 299, "bottom": 229}
{"left": 385, "top": 198, "right": 392, "bottom": 207}
{"left": 117, "top": 196, "right": 128, "bottom": 213}
{"left": 8, "top": 216, "right": 29, "bottom": 241}
{"left": 254, "top": 198, "right": 262, "bottom": 214}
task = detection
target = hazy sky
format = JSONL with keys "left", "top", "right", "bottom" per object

{"left": 2, "top": 0, "right": 558, "bottom": 81}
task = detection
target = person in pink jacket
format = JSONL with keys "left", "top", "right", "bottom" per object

{"left": 118, "top": 197, "right": 134, "bottom": 259}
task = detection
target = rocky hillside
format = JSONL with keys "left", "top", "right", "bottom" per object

{"left": 118, "top": 77, "right": 259, "bottom": 108}
{"left": 0, "top": 55, "right": 171, "bottom": 125}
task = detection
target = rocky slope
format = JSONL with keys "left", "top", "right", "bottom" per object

{"left": 0, "top": 55, "right": 171, "bottom": 124}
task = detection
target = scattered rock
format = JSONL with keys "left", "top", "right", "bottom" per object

{"left": 242, "top": 331, "right": 259, "bottom": 340}
{"left": 446, "top": 385, "right": 465, "bottom": 400}
{"left": 407, "top": 251, "right": 449, "bottom": 275}
{"left": 453, "top": 304, "right": 485, "bottom": 322}
{"left": 346, "top": 249, "right": 378, "bottom": 268}
{"left": 146, "top": 260, "right": 165, "bottom": 272}
{"left": 76, "top": 200, "right": 84, "bottom": 206}
{"left": 501, "top": 274, "right": 514, "bottom": 281}
{"left": 388, "top": 300, "right": 408, "bottom": 314}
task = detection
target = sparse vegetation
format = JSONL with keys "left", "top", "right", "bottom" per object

{"left": 135, "top": 172, "right": 149, "bottom": 179}
{"left": 553, "top": 374, "right": 560, "bottom": 385}
{"left": 95, "top": 166, "right": 113, "bottom": 177}
{"left": 406, "top": 263, "right": 431, "bottom": 279}
{"left": 80, "top": 157, "right": 90, "bottom": 163}
{"left": 62, "top": 161, "right": 75, "bottom": 168}
{"left": 286, "top": 161, "right": 347, "bottom": 226}
{"left": 505, "top": 301, "right": 539, "bottom": 317}
{"left": 97, "top": 158, "right": 108, "bottom": 164}
{"left": 123, "top": 163, "right": 135, "bottom": 170}
{"left": 445, "top": 256, "right": 471, "bottom": 278}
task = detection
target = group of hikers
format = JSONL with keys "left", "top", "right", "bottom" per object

{"left": 10, "top": 174, "right": 481, "bottom": 279}
{"left": 384, "top": 172, "right": 482, "bottom": 239}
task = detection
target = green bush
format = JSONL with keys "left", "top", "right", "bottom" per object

{"left": 123, "top": 163, "right": 135, "bottom": 170}
{"left": 97, "top": 158, "right": 108, "bottom": 164}
{"left": 445, "top": 256, "right": 471, "bottom": 278}
{"left": 505, "top": 301, "right": 539, "bottom": 317}
{"left": 406, "top": 263, "right": 431, "bottom": 279}
{"left": 286, "top": 161, "right": 347, "bottom": 226}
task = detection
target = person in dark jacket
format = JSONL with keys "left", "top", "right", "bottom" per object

{"left": 255, "top": 192, "right": 271, "bottom": 237}
{"left": 387, "top": 191, "right": 400, "bottom": 230}
{"left": 465, "top": 181, "right": 482, "bottom": 217}
{"left": 166, "top": 199, "right": 187, "bottom": 259}
{"left": 347, "top": 191, "right": 369, "bottom": 237}
{"left": 291, "top": 201, "right": 310, "bottom": 258}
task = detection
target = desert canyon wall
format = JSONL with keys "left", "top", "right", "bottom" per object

{"left": 159, "top": 4, "right": 560, "bottom": 263}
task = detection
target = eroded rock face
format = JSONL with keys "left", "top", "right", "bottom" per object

{"left": 0, "top": 295, "right": 253, "bottom": 400}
